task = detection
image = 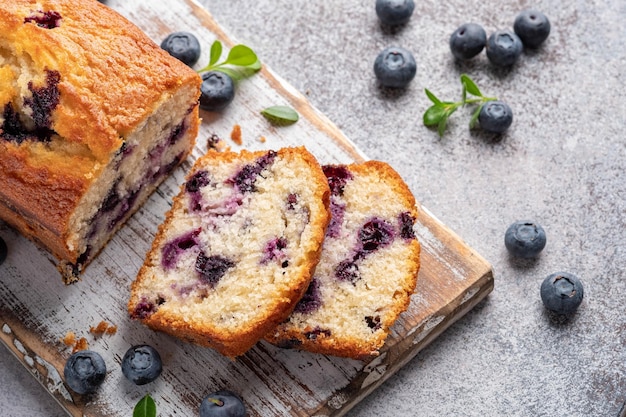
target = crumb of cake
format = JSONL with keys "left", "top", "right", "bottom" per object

{"left": 207, "top": 133, "right": 230, "bottom": 152}
{"left": 62, "top": 331, "right": 76, "bottom": 347}
{"left": 89, "top": 320, "right": 117, "bottom": 336}
{"left": 259, "top": 136, "right": 267, "bottom": 143}
{"left": 230, "top": 124, "right": 242, "bottom": 145}
{"left": 72, "top": 337, "right": 89, "bottom": 353}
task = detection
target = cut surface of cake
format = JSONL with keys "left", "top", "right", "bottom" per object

{"left": 265, "top": 161, "right": 421, "bottom": 359}
{"left": 128, "top": 147, "right": 331, "bottom": 357}
{"left": 0, "top": 0, "right": 201, "bottom": 282}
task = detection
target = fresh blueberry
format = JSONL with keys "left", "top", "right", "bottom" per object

{"left": 514, "top": 9, "right": 551, "bottom": 48}
{"left": 160, "top": 32, "right": 201, "bottom": 67}
{"left": 63, "top": 350, "right": 106, "bottom": 394}
{"left": 486, "top": 29, "right": 523, "bottom": 67}
{"left": 199, "top": 71, "right": 235, "bottom": 111}
{"left": 449, "top": 23, "right": 487, "bottom": 60}
{"left": 200, "top": 390, "right": 246, "bottom": 417}
{"left": 504, "top": 220, "right": 546, "bottom": 258}
{"left": 478, "top": 100, "right": 513, "bottom": 134}
{"left": 375, "top": 0, "right": 415, "bottom": 26}
{"left": 121, "top": 344, "right": 162, "bottom": 385}
{"left": 540, "top": 272, "right": 584, "bottom": 314}
{"left": 0, "top": 236, "right": 7, "bottom": 265}
{"left": 373, "top": 46, "right": 417, "bottom": 88}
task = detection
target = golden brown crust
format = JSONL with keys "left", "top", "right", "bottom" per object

{"left": 129, "top": 147, "right": 331, "bottom": 358}
{"left": 0, "top": 0, "right": 201, "bottom": 266}
{"left": 265, "top": 160, "right": 421, "bottom": 359}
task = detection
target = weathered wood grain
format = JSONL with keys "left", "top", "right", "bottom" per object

{"left": 0, "top": 0, "right": 493, "bottom": 415}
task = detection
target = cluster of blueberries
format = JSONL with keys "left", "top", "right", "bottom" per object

{"left": 61, "top": 341, "right": 246, "bottom": 416}
{"left": 161, "top": 32, "right": 236, "bottom": 112}
{"left": 504, "top": 221, "right": 584, "bottom": 315}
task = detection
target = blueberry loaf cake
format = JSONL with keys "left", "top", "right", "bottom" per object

{"left": 128, "top": 147, "right": 331, "bottom": 358}
{"left": 0, "top": 0, "right": 201, "bottom": 282}
{"left": 266, "top": 161, "right": 421, "bottom": 359}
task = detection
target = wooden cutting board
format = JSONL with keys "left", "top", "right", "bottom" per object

{"left": 0, "top": 0, "right": 494, "bottom": 415}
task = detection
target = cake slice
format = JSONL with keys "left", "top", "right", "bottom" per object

{"left": 128, "top": 147, "right": 331, "bottom": 358}
{"left": 266, "top": 161, "right": 421, "bottom": 359}
{"left": 0, "top": 0, "right": 201, "bottom": 282}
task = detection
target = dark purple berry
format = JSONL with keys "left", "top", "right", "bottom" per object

{"left": 304, "top": 327, "right": 331, "bottom": 340}
{"left": 24, "top": 10, "right": 62, "bottom": 29}
{"left": 294, "top": 278, "right": 322, "bottom": 314}
{"left": 63, "top": 350, "right": 106, "bottom": 395}
{"left": 486, "top": 30, "right": 523, "bottom": 67}
{"left": 398, "top": 211, "right": 416, "bottom": 239}
{"left": 365, "top": 315, "right": 382, "bottom": 330}
{"left": 540, "top": 272, "right": 584, "bottom": 314}
{"left": 186, "top": 170, "right": 211, "bottom": 193}
{"left": 323, "top": 165, "right": 353, "bottom": 196}
{"left": 449, "top": 23, "right": 487, "bottom": 60}
{"left": 326, "top": 199, "right": 346, "bottom": 238}
{"left": 131, "top": 298, "right": 157, "bottom": 320}
{"left": 229, "top": 151, "right": 276, "bottom": 192}
{"left": 199, "top": 71, "right": 235, "bottom": 111}
{"left": 25, "top": 69, "right": 61, "bottom": 132}
{"left": 374, "top": 46, "right": 417, "bottom": 88}
{"left": 161, "top": 229, "right": 200, "bottom": 269}
{"left": 514, "top": 10, "right": 551, "bottom": 48}
{"left": 195, "top": 253, "right": 235, "bottom": 285}
{"left": 160, "top": 32, "right": 201, "bottom": 66}
{"left": 200, "top": 390, "right": 246, "bottom": 417}
{"left": 375, "top": 0, "right": 415, "bottom": 26}
{"left": 335, "top": 260, "right": 360, "bottom": 283}
{"left": 121, "top": 345, "right": 162, "bottom": 385}
{"left": 504, "top": 220, "right": 546, "bottom": 258}
{"left": 358, "top": 218, "right": 394, "bottom": 253}
{"left": 0, "top": 236, "right": 7, "bottom": 265}
{"left": 478, "top": 101, "right": 513, "bottom": 134}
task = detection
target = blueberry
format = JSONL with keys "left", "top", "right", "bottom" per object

{"left": 199, "top": 71, "right": 235, "bottom": 111}
{"left": 373, "top": 46, "right": 417, "bottom": 88}
{"left": 121, "top": 345, "right": 162, "bottom": 385}
{"left": 449, "top": 23, "right": 487, "bottom": 60}
{"left": 514, "top": 9, "right": 551, "bottom": 48}
{"left": 160, "top": 32, "right": 201, "bottom": 67}
{"left": 358, "top": 218, "right": 394, "bottom": 252}
{"left": 486, "top": 29, "right": 523, "bottom": 67}
{"left": 200, "top": 390, "right": 246, "bottom": 417}
{"left": 540, "top": 272, "right": 584, "bottom": 314}
{"left": 63, "top": 350, "right": 106, "bottom": 394}
{"left": 504, "top": 220, "right": 546, "bottom": 258}
{"left": 375, "top": 0, "right": 415, "bottom": 26}
{"left": 0, "top": 236, "right": 7, "bottom": 265}
{"left": 195, "top": 253, "right": 235, "bottom": 285}
{"left": 478, "top": 100, "right": 513, "bottom": 134}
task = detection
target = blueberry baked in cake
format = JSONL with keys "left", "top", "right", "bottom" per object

{"left": 128, "top": 147, "right": 331, "bottom": 358}
{"left": 0, "top": 0, "right": 201, "bottom": 281}
{"left": 266, "top": 161, "right": 421, "bottom": 359}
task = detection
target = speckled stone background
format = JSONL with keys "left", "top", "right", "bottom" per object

{"left": 1, "top": 0, "right": 625, "bottom": 416}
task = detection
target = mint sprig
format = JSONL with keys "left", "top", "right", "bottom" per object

{"left": 261, "top": 105, "right": 299, "bottom": 126}
{"left": 197, "top": 40, "right": 261, "bottom": 81}
{"left": 133, "top": 394, "right": 156, "bottom": 417}
{"left": 423, "top": 74, "right": 497, "bottom": 137}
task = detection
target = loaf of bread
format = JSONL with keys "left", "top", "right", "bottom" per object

{"left": 0, "top": 0, "right": 201, "bottom": 282}
{"left": 128, "top": 147, "right": 331, "bottom": 358}
{"left": 266, "top": 161, "right": 420, "bottom": 359}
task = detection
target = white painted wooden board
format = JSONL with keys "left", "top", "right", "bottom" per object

{"left": 0, "top": 0, "right": 494, "bottom": 415}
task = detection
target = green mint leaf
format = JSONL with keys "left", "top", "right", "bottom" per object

{"left": 424, "top": 88, "right": 442, "bottom": 105}
{"left": 224, "top": 45, "right": 258, "bottom": 67}
{"left": 469, "top": 104, "right": 483, "bottom": 129}
{"left": 423, "top": 105, "right": 446, "bottom": 126}
{"left": 133, "top": 394, "right": 156, "bottom": 417}
{"left": 209, "top": 40, "right": 222, "bottom": 66}
{"left": 261, "top": 105, "right": 299, "bottom": 126}
{"left": 460, "top": 74, "right": 482, "bottom": 97}
{"left": 437, "top": 116, "right": 448, "bottom": 138}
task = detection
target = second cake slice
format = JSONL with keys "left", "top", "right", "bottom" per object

{"left": 128, "top": 147, "right": 330, "bottom": 357}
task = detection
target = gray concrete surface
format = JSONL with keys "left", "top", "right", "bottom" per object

{"left": 2, "top": 0, "right": 625, "bottom": 416}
